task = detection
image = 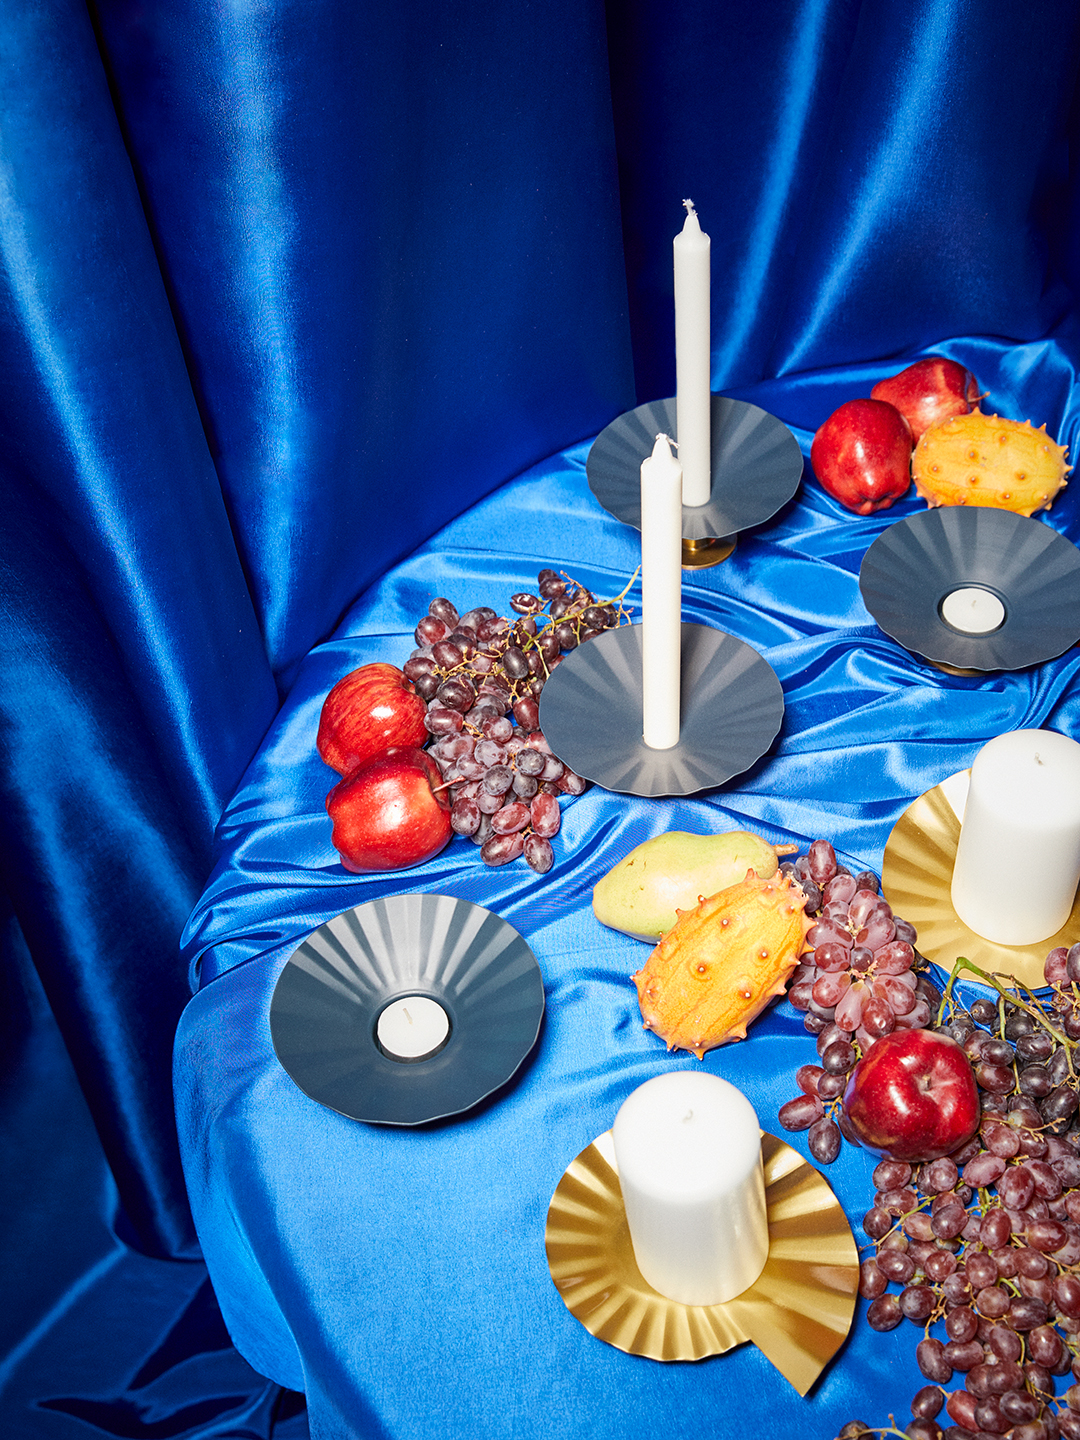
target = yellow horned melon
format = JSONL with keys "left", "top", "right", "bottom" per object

{"left": 631, "top": 869, "right": 813, "bottom": 1060}
{"left": 912, "top": 411, "right": 1070, "bottom": 516}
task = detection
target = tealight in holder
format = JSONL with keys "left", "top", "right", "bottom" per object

{"left": 859, "top": 506, "right": 1080, "bottom": 673}
{"left": 270, "top": 893, "right": 544, "bottom": 1126}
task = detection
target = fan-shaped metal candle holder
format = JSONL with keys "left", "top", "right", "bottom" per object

{"left": 545, "top": 1130, "right": 857, "bottom": 1391}
{"left": 859, "top": 507, "right": 1080, "bottom": 672}
{"left": 882, "top": 770, "right": 1080, "bottom": 990}
{"left": 270, "top": 893, "right": 544, "bottom": 1126}
{"left": 587, "top": 395, "right": 803, "bottom": 566}
{"left": 538, "top": 621, "right": 784, "bottom": 798}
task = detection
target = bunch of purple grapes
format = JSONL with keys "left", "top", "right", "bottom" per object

{"left": 841, "top": 954, "right": 1080, "bottom": 1440}
{"left": 778, "top": 838, "right": 939, "bottom": 1164}
{"left": 403, "top": 569, "right": 626, "bottom": 872}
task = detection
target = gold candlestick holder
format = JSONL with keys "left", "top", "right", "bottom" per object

{"left": 881, "top": 770, "right": 1080, "bottom": 990}
{"left": 545, "top": 1129, "right": 857, "bottom": 1393}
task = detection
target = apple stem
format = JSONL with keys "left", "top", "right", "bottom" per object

{"left": 937, "top": 956, "right": 1074, "bottom": 1057}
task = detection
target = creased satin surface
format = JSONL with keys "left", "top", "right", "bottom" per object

{"left": 178, "top": 338, "right": 1080, "bottom": 1438}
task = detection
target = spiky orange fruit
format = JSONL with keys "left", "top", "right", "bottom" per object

{"left": 631, "top": 869, "right": 813, "bottom": 1059}
{"left": 912, "top": 412, "right": 1070, "bottom": 515}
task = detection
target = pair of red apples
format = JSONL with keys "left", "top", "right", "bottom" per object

{"left": 318, "top": 664, "right": 451, "bottom": 872}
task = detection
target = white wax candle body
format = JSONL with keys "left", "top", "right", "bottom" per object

{"left": 674, "top": 202, "right": 712, "bottom": 508}
{"left": 612, "top": 1072, "right": 768, "bottom": 1307}
{"left": 951, "top": 729, "right": 1080, "bottom": 945}
{"left": 940, "top": 586, "right": 1006, "bottom": 635}
{"left": 375, "top": 996, "right": 450, "bottom": 1060}
{"left": 640, "top": 434, "right": 683, "bottom": 750}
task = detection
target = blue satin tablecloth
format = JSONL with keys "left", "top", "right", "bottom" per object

{"left": 176, "top": 377, "right": 1080, "bottom": 1439}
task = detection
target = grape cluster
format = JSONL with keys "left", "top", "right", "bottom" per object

{"left": 840, "top": 953, "right": 1080, "bottom": 1440}
{"left": 405, "top": 569, "right": 627, "bottom": 872}
{"left": 778, "top": 838, "right": 938, "bottom": 1164}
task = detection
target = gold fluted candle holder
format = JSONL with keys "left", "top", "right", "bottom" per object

{"left": 545, "top": 1130, "right": 857, "bottom": 1394}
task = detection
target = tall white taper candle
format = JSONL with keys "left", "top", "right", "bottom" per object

{"left": 640, "top": 433, "right": 683, "bottom": 749}
{"left": 951, "top": 729, "right": 1080, "bottom": 945}
{"left": 674, "top": 200, "right": 712, "bottom": 508}
{"left": 612, "top": 1072, "right": 769, "bottom": 1306}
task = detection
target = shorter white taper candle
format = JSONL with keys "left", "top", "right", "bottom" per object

{"left": 951, "top": 729, "right": 1080, "bottom": 945}
{"left": 674, "top": 200, "right": 712, "bottom": 508}
{"left": 640, "top": 433, "right": 683, "bottom": 749}
{"left": 612, "top": 1071, "right": 769, "bottom": 1306}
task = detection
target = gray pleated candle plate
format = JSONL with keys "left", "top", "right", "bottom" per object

{"left": 859, "top": 507, "right": 1080, "bottom": 672}
{"left": 270, "top": 893, "right": 544, "bottom": 1126}
{"left": 587, "top": 395, "right": 804, "bottom": 541}
{"left": 538, "top": 622, "right": 785, "bottom": 797}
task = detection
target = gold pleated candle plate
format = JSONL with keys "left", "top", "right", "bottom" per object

{"left": 881, "top": 771, "right": 1080, "bottom": 991}
{"left": 545, "top": 1130, "right": 858, "bottom": 1393}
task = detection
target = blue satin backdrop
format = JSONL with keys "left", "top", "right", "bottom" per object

{"left": 5, "top": 0, "right": 1080, "bottom": 1434}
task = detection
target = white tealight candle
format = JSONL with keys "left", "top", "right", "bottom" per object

{"left": 612, "top": 1071, "right": 769, "bottom": 1307}
{"left": 940, "top": 586, "right": 1006, "bottom": 635}
{"left": 673, "top": 200, "right": 712, "bottom": 508}
{"left": 640, "top": 433, "right": 683, "bottom": 751}
{"left": 951, "top": 729, "right": 1080, "bottom": 945}
{"left": 375, "top": 996, "right": 450, "bottom": 1061}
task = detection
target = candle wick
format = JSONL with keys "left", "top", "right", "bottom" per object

{"left": 682, "top": 198, "right": 696, "bottom": 216}
{"left": 1035, "top": 754, "right": 1044, "bottom": 766}
{"left": 402, "top": 1007, "right": 413, "bottom": 1024}
{"left": 682, "top": 1109, "right": 694, "bottom": 1124}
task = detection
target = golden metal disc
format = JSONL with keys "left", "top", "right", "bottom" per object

{"left": 682, "top": 536, "right": 736, "bottom": 568}
{"left": 881, "top": 770, "right": 1080, "bottom": 990}
{"left": 545, "top": 1130, "right": 857, "bottom": 1393}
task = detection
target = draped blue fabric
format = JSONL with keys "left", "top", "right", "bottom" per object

{"left": 5, "top": 0, "right": 1080, "bottom": 1434}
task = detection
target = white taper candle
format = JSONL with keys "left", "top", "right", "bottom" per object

{"left": 640, "top": 433, "right": 683, "bottom": 749}
{"left": 951, "top": 729, "right": 1080, "bottom": 945}
{"left": 674, "top": 200, "right": 712, "bottom": 508}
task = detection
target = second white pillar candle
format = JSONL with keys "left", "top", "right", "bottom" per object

{"left": 612, "top": 1071, "right": 769, "bottom": 1307}
{"left": 640, "top": 433, "right": 683, "bottom": 750}
{"left": 951, "top": 729, "right": 1080, "bottom": 945}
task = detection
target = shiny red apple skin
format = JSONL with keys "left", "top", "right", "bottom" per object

{"left": 841, "top": 1028, "right": 980, "bottom": 1162}
{"left": 317, "top": 662, "right": 428, "bottom": 776}
{"left": 811, "top": 398, "right": 913, "bottom": 515}
{"left": 870, "top": 357, "right": 981, "bottom": 443}
{"left": 326, "top": 746, "right": 452, "bottom": 872}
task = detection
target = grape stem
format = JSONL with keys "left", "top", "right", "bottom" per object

{"left": 936, "top": 955, "right": 1074, "bottom": 1054}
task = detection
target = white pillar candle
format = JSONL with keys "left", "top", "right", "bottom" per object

{"left": 951, "top": 729, "right": 1080, "bottom": 945}
{"left": 612, "top": 1071, "right": 769, "bottom": 1307}
{"left": 674, "top": 200, "right": 712, "bottom": 508}
{"left": 940, "top": 586, "right": 1006, "bottom": 634}
{"left": 376, "top": 996, "right": 450, "bottom": 1060}
{"left": 640, "top": 433, "right": 683, "bottom": 750}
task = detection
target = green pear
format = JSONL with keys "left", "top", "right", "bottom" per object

{"left": 592, "top": 830, "right": 791, "bottom": 941}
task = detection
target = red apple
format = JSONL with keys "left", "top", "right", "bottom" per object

{"left": 841, "top": 1028, "right": 980, "bottom": 1162}
{"left": 326, "top": 746, "right": 452, "bottom": 872}
{"left": 870, "top": 357, "right": 981, "bottom": 442}
{"left": 317, "top": 662, "right": 428, "bottom": 775}
{"left": 811, "top": 398, "right": 913, "bottom": 515}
